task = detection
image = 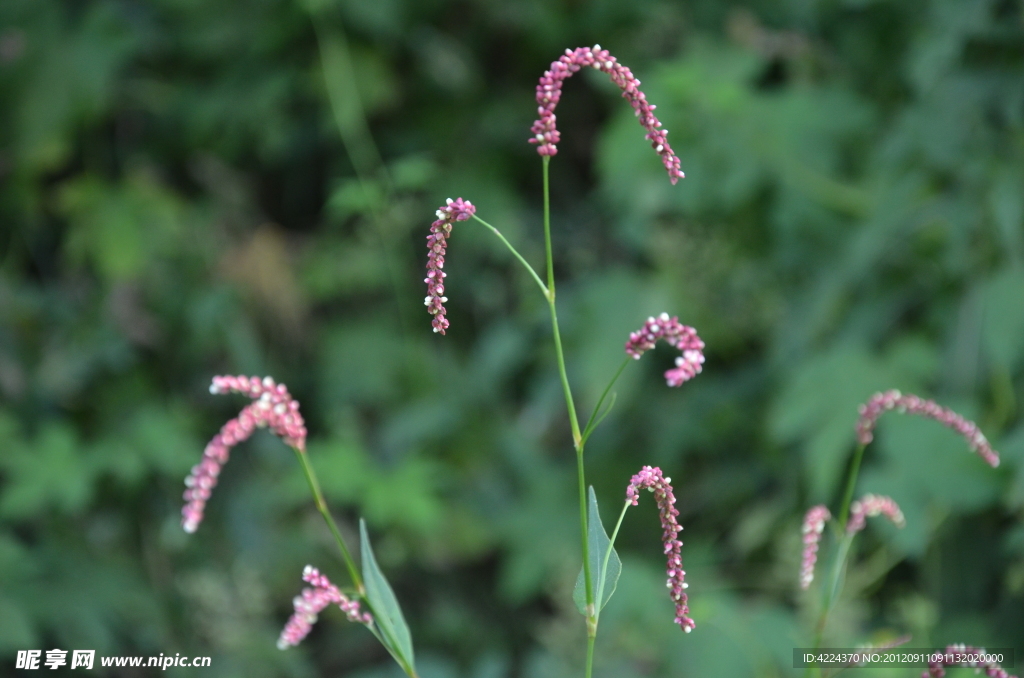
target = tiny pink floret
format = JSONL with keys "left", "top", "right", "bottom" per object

{"left": 626, "top": 465, "right": 694, "bottom": 632}
{"left": 425, "top": 197, "right": 476, "bottom": 335}
{"left": 846, "top": 493, "right": 905, "bottom": 535}
{"left": 181, "top": 375, "right": 308, "bottom": 533}
{"left": 277, "top": 565, "right": 372, "bottom": 650}
{"left": 799, "top": 505, "right": 831, "bottom": 590}
{"left": 856, "top": 390, "right": 1000, "bottom": 467}
{"left": 624, "top": 313, "right": 705, "bottom": 387}
{"left": 923, "top": 644, "right": 1018, "bottom": 678}
{"left": 530, "top": 45, "right": 685, "bottom": 184}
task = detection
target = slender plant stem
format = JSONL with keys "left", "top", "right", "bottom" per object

{"left": 471, "top": 214, "right": 549, "bottom": 297}
{"left": 309, "top": 16, "right": 415, "bottom": 357}
{"left": 542, "top": 159, "right": 582, "bottom": 447}
{"left": 602, "top": 501, "right": 630, "bottom": 583}
{"left": 297, "top": 447, "right": 418, "bottom": 678}
{"left": 543, "top": 157, "right": 555, "bottom": 295}
{"left": 806, "top": 443, "right": 869, "bottom": 677}
{"left": 540, "top": 157, "right": 594, "bottom": 677}
{"left": 837, "top": 444, "right": 866, "bottom": 529}
{"left": 584, "top": 500, "right": 631, "bottom": 677}
{"left": 582, "top": 357, "right": 631, "bottom": 444}
{"left": 553, "top": 305, "right": 582, "bottom": 448}
{"left": 293, "top": 447, "right": 364, "bottom": 594}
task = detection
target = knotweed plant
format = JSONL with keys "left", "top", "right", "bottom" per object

{"left": 182, "top": 375, "right": 419, "bottom": 677}
{"left": 798, "top": 391, "right": 1007, "bottom": 678}
{"left": 176, "top": 44, "right": 694, "bottom": 678}
{"left": 176, "top": 44, "right": 1014, "bottom": 678}
{"left": 422, "top": 44, "right": 702, "bottom": 677}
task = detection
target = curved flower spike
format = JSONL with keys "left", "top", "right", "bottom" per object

{"left": 846, "top": 494, "right": 905, "bottom": 535}
{"left": 277, "top": 565, "right": 372, "bottom": 649}
{"left": 624, "top": 313, "right": 705, "bottom": 387}
{"left": 856, "top": 390, "right": 1000, "bottom": 467}
{"left": 530, "top": 45, "right": 685, "bottom": 184}
{"left": 799, "top": 505, "right": 831, "bottom": 590}
{"left": 425, "top": 198, "right": 476, "bottom": 335}
{"left": 924, "top": 644, "right": 1018, "bottom": 678}
{"left": 626, "top": 465, "right": 694, "bottom": 632}
{"left": 181, "top": 375, "right": 308, "bottom": 533}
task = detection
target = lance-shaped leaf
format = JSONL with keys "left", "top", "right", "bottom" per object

{"left": 360, "top": 519, "right": 415, "bottom": 671}
{"left": 572, "top": 487, "right": 622, "bottom": 616}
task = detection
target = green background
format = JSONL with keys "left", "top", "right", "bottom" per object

{"left": 1, "top": 0, "right": 1023, "bottom": 675}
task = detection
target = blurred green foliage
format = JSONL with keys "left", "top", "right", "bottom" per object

{"left": 1, "top": 0, "right": 1023, "bottom": 676}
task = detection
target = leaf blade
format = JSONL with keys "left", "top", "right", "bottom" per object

{"left": 360, "top": 519, "right": 415, "bottom": 670}
{"left": 572, "top": 487, "right": 622, "bottom": 617}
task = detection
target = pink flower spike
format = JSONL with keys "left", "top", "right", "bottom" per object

{"left": 856, "top": 390, "right": 1000, "bottom": 467}
{"left": 181, "top": 375, "right": 309, "bottom": 533}
{"left": 624, "top": 313, "right": 705, "bottom": 387}
{"left": 799, "top": 505, "right": 831, "bottom": 590}
{"left": 626, "top": 465, "right": 694, "bottom": 632}
{"left": 425, "top": 197, "right": 476, "bottom": 335}
{"left": 277, "top": 565, "right": 372, "bottom": 650}
{"left": 923, "top": 644, "right": 1018, "bottom": 678}
{"left": 846, "top": 494, "right": 905, "bottom": 535}
{"left": 530, "top": 45, "right": 685, "bottom": 184}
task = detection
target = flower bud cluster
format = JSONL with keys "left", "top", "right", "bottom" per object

{"left": 624, "top": 313, "right": 705, "bottom": 387}
{"left": 626, "top": 465, "right": 695, "bottom": 632}
{"left": 182, "top": 375, "right": 307, "bottom": 533}
{"left": 846, "top": 494, "right": 905, "bottom": 534}
{"left": 799, "top": 505, "right": 831, "bottom": 590}
{"left": 531, "top": 45, "right": 685, "bottom": 184}
{"left": 425, "top": 198, "right": 476, "bottom": 335}
{"left": 856, "top": 390, "right": 999, "bottom": 467}
{"left": 277, "top": 565, "right": 372, "bottom": 650}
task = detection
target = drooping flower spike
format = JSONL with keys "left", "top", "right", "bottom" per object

{"left": 182, "top": 375, "right": 308, "bottom": 533}
{"left": 856, "top": 390, "right": 1000, "bottom": 467}
{"left": 425, "top": 197, "right": 476, "bottom": 335}
{"left": 846, "top": 494, "right": 905, "bottom": 535}
{"left": 626, "top": 466, "right": 695, "bottom": 632}
{"left": 799, "top": 505, "right": 831, "bottom": 590}
{"left": 277, "top": 565, "right": 372, "bottom": 649}
{"left": 624, "top": 313, "right": 705, "bottom": 387}
{"left": 923, "top": 644, "right": 1018, "bottom": 678}
{"left": 530, "top": 45, "right": 685, "bottom": 184}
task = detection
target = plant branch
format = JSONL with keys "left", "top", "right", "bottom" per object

{"left": 837, "top": 444, "right": 866, "bottom": 529}
{"left": 293, "top": 447, "right": 364, "bottom": 595}
{"left": 581, "top": 357, "right": 631, "bottom": 445}
{"left": 471, "top": 214, "right": 549, "bottom": 297}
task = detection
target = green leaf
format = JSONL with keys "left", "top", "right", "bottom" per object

{"left": 572, "top": 487, "right": 622, "bottom": 617}
{"left": 360, "top": 519, "right": 415, "bottom": 671}
{"left": 982, "top": 267, "right": 1024, "bottom": 371}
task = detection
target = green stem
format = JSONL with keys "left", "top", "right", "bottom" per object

{"left": 541, "top": 157, "right": 593, "bottom": 676}
{"left": 310, "top": 19, "right": 392, "bottom": 194}
{"left": 807, "top": 533, "right": 853, "bottom": 678}
{"left": 542, "top": 158, "right": 582, "bottom": 448}
{"left": 471, "top": 214, "right": 549, "bottom": 297}
{"left": 543, "top": 157, "right": 555, "bottom": 295}
{"left": 298, "top": 448, "right": 417, "bottom": 678}
{"left": 553, "top": 303, "right": 583, "bottom": 449}
{"left": 582, "top": 357, "right": 631, "bottom": 445}
{"left": 837, "top": 444, "right": 866, "bottom": 529}
{"left": 309, "top": 17, "right": 413, "bottom": 356}
{"left": 602, "top": 502, "right": 630, "bottom": 582}
{"left": 806, "top": 443, "right": 868, "bottom": 677}
{"left": 585, "top": 500, "right": 631, "bottom": 678}
{"left": 294, "top": 447, "right": 364, "bottom": 595}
